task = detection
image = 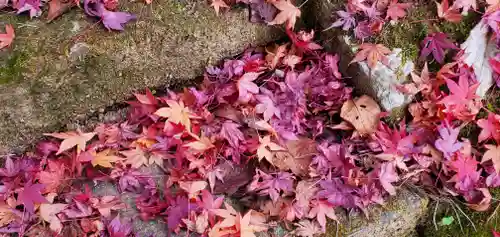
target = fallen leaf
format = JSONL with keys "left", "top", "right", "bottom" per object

{"left": 179, "top": 181, "right": 207, "bottom": 199}
{"left": 0, "top": 205, "right": 17, "bottom": 227}
{"left": 155, "top": 100, "right": 195, "bottom": 132}
{"left": 40, "top": 203, "right": 68, "bottom": 233}
{"left": 237, "top": 72, "right": 261, "bottom": 103}
{"left": 44, "top": 129, "right": 96, "bottom": 155}
{"left": 257, "top": 135, "right": 285, "bottom": 164}
{"left": 273, "top": 138, "right": 316, "bottom": 176}
{"left": 482, "top": 145, "right": 500, "bottom": 173}
{"left": 185, "top": 135, "right": 215, "bottom": 152}
{"left": 436, "top": 0, "right": 462, "bottom": 23}
{"left": 0, "top": 24, "right": 14, "bottom": 50}
{"left": 268, "top": 0, "right": 301, "bottom": 29}
{"left": 350, "top": 43, "right": 391, "bottom": 69}
{"left": 211, "top": 0, "right": 229, "bottom": 15}
{"left": 385, "top": 0, "right": 411, "bottom": 22}
{"left": 47, "top": 0, "right": 76, "bottom": 22}
{"left": 120, "top": 147, "right": 148, "bottom": 168}
{"left": 17, "top": 181, "right": 48, "bottom": 213}
{"left": 340, "top": 95, "right": 381, "bottom": 135}
{"left": 91, "top": 149, "right": 122, "bottom": 168}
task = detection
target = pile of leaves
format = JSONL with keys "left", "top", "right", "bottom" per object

{"left": 2, "top": 0, "right": 500, "bottom": 236}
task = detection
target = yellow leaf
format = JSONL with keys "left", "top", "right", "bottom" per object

{"left": 91, "top": 149, "right": 121, "bottom": 168}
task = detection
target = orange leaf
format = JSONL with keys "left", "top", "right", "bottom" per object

{"left": 0, "top": 24, "right": 14, "bottom": 50}
{"left": 340, "top": 95, "right": 381, "bottom": 135}
{"left": 350, "top": 43, "right": 391, "bottom": 69}
{"left": 91, "top": 149, "right": 121, "bottom": 168}
{"left": 44, "top": 129, "right": 96, "bottom": 155}
{"left": 268, "top": 0, "right": 301, "bottom": 29}
{"left": 353, "top": 43, "right": 391, "bottom": 68}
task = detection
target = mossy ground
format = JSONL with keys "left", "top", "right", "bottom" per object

{"left": 376, "top": 1, "right": 480, "bottom": 68}
{"left": 418, "top": 189, "right": 500, "bottom": 237}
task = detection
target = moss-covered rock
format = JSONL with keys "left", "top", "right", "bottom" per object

{"left": 325, "top": 189, "right": 429, "bottom": 237}
{"left": 0, "top": 1, "right": 282, "bottom": 153}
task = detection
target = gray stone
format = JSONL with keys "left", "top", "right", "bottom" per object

{"left": 305, "top": 0, "right": 414, "bottom": 112}
{"left": 335, "top": 189, "right": 429, "bottom": 237}
{"left": 0, "top": 1, "right": 282, "bottom": 154}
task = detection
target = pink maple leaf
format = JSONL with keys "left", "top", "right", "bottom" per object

{"left": 477, "top": 112, "right": 500, "bottom": 143}
{"left": 237, "top": 72, "right": 261, "bottom": 103}
{"left": 379, "top": 163, "right": 398, "bottom": 195}
{"left": 255, "top": 94, "right": 281, "bottom": 121}
{"left": 449, "top": 154, "right": 480, "bottom": 192}
{"left": 307, "top": 200, "right": 337, "bottom": 231}
{"left": 386, "top": 0, "right": 411, "bottom": 21}
{"left": 420, "top": 32, "right": 458, "bottom": 64}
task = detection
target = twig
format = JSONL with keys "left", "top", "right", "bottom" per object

{"left": 488, "top": 202, "right": 500, "bottom": 223}
{"left": 449, "top": 201, "right": 463, "bottom": 232}
{"left": 450, "top": 200, "right": 477, "bottom": 231}
{"left": 298, "top": 0, "right": 310, "bottom": 8}
{"left": 433, "top": 200, "right": 439, "bottom": 231}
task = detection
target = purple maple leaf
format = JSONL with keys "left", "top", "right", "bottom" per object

{"left": 15, "top": 0, "right": 42, "bottom": 18}
{"left": 17, "top": 181, "right": 48, "bottom": 213}
{"left": 328, "top": 10, "right": 356, "bottom": 31}
{"left": 107, "top": 216, "right": 133, "bottom": 237}
{"left": 255, "top": 94, "right": 281, "bottom": 121}
{"left": 317, "top": 178, "right": 356, "bottom": 208}
{"left": 434, "top": 122, "right": 463, "bottom": 158}
{"left": 0, "top": 157, "right": 20, "bottom": 177}
{"left": 420, "top": 32, "right": 458, "bottom": 64}
{"left": 83, "top": 0, "right": 136, "bottom": 31}
{"left": 354, "top": 20, "right": 373, "bottom": 40}
{"left": 165, "top": 195, "right": 193, "bottom": 232}
{"left": 248, "top": 170, "right": 294, "bottom": 203}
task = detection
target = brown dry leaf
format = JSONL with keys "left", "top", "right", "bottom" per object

{"left": 47, "top": 0, "right": 76, "bottom": 22}
{"left": 273, "top": 138, "right": 317, "bottom": 176}
{"left": 0, "top": 205, "right": 17, "bottom": 227}
{"left": 91, "top": 149, "right": 121, "bottom": 168}
{"left": 265, "top": 44, "right": 287, "bottom": 69}
{"left": 340, "top": 95, "right": 381, "bottom": 135}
